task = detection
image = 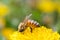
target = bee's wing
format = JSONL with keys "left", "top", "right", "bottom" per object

{"left": 18, "top": 14, "right": 32, "bottom": 28}
{"left": 23, "top": 14, "right": 32, "bottom": 23}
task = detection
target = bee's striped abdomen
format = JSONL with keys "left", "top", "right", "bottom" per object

{"left": 27, "top": 20, "right": 40, "bottom": 29}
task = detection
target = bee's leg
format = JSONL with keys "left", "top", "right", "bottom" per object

{"left": 30, "top": 27, "right": 32, "bottom": 32}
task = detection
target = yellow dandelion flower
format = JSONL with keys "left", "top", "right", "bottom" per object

{"left": 9, "top": 31, "right": 32, "bottom": 40}
{"left": 32, "top": 26, "right": 60, "bottom": 40}
{"left": 36, "top": 1, "right": 56, "bottom": 12}
{"left": 9, "top": 26, "right": 60, "bottom": 40}
{"left": 0, "top": 2, "right": 9, "bottom": 17}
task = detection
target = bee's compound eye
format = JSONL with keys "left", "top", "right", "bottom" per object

{"left": 18, "top": 23, "right": 24, "bottom": 29}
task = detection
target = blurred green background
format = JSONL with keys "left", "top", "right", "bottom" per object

{"left": 0, "top": 0, "right": 60, "bottom": 39}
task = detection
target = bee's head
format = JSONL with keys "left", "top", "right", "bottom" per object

{"left": 18, "top": 22, "right": 27, "bottom": 32}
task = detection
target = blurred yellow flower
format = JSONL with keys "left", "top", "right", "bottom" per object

{"left": 2, "top": 28, "right": 15, "bottom": 38}
{"left": 0, "top": 18, "right": 5, "bottom": 28}
{"left": 36, "top": 1, "right": 56, "bottom": 12}
{"left": 9, "top": 26, "right": 60, "bottom": 40}
{"left": 0, "top": 2, "right": 9, "bottom": 17}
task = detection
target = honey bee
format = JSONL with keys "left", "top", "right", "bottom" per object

{"left": 18, "top": 14, "right": 40, "bottom": 32}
